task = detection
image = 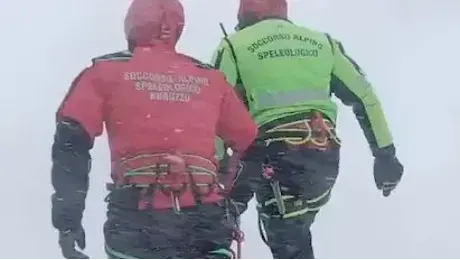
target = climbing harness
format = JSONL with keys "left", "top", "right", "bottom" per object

{"left": 256, "top": 112, "right": 340, "bottom": 245}
{"left": 108, "top": 153, "right": 221, "bottom": 213}
{"left": 263, "top": 111, "right": 341, "bottom": 148}
{"left": 108, "top": 152, "right": 246, "bottom": 258}
{"left": 258, "top": 112, "right": 338, "bottom": 218}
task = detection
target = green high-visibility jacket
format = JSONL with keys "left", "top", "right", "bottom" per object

{"left": 211, "top": 18, "right": 394, "bottom": 153}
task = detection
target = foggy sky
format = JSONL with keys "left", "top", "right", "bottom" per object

{"left": 1, "top": 0, "right": 459, "bottom": 258}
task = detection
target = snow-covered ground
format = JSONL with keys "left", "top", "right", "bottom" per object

{"left": 1, "top": 0, "right": 459, "bottom": 258}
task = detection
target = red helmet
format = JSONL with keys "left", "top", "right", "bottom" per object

{"left": 124, "top": 0, "right": 184, "bottom": 49}
{"left": 237, "top": 0, "right": 287, "bottom": 28}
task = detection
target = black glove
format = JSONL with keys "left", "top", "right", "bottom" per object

{"left": 52, "top": 193, "right": 88, "bottom": 259}
{"left": 59, "top": 226, "right": 89, "bottom": 259}
{"left": 373, "top": 149, "right": 403, "bottom": 197}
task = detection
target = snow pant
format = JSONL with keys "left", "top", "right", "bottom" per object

{"left": 103, "top": 199, "right": 235, "bottom": 259}
{"left": 231, "top": 140, "right": 340, "bottom": 259}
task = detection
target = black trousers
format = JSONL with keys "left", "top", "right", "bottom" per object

{"left": 103, "top": 202, "right": 235, "bottom": 259}
{"left": 231, "top": 141, "right": 340, "bottom": 259}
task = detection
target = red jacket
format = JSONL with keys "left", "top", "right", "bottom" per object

{"left": 58, "top": 47, "right": 258, "bottom": 174}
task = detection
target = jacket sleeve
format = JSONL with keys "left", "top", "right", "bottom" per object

{"left": 52, "top": 65, "right": 105, "bottom": 231}
{"left": 216, "top": 77, "right": 258, "bottom": 153}
{"left": 329, "top": 38, "right": 395, "bottom": 156}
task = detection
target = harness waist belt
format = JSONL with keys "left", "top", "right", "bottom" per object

{"left": 111, "top": 153, "right": 222, "bottom": 210}
{"left": 263, "top": 114, "right": 339, "bottom": 149}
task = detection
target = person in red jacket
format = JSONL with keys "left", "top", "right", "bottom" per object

{"left": 50, "top": 0, "right": 258, "bottom": 258}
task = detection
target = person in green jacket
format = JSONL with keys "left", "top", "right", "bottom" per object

{"left": 211, "top": 0, "right": 404, "bottom": 258}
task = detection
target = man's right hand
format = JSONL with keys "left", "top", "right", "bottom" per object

{"left": 373, "top": 153, "right": 404, "bottom": 197}
{"left": 52, "top": 192, "right": 88, "bottom": 259}
{"left": 58, "top": 227, "right": 89, "bottom": 259}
